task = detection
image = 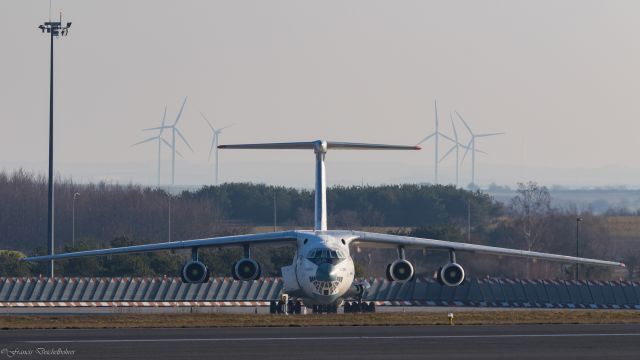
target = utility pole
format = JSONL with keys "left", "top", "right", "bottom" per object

{"left": 72, "top": 192, "right": 80, "bottom": 247}
{"left": 38, "top": 13, "right": 72, "bottom": 277}
{"left": 273, "top": 192, "right": 277, "bottom": 232}
{"left": 467, "top": 199, "right": 471, "bottom": 242}
{"left": 168, "top": 194, "right": 172, "bottom": 242}
{"left": 576, "top": 217, "right": 583, "bottom": 281}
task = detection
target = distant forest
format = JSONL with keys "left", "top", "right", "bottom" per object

{"left": 0, "top": 170, "right": 636, "bottom": 280}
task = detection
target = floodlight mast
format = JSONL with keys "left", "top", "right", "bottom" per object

{"left": 38, "top": 12, "right": 72, "bottom": 277}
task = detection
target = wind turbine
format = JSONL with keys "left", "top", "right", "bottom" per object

{"left": 456, "top": 111, "right": 504, "bottom": 188}
{"left": 200, "top": 112, "right": 233, "bottom": 186}
{"left": 439, "top": 113, "right": 486, "bottom": 187}
{"left": 132, "top": 106, "right": 174, "bottom": 185}
{"left": 416, "top": 100, "right": 461, "bottom": 184}
{"left": 144, "top": 97, "right": 193, "bottom": 186}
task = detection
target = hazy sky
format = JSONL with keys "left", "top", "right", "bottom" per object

{"left": 2, "top": 1, "right": 640, "bottom": 188}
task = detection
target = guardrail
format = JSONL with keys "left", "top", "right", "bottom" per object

{"left": 0, "top": 276, "right": 638, "bottom": 309}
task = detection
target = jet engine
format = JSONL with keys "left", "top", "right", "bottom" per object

{"left": 181, "top": 260, "right": 210, "bottom": 284}
{"left": 232, "top": 258, "right": 261, "bottom": 281}
{"left": 385, "top": 259, "right": 414, "bottom": 283}
{"left": 436, "top": 262, "right": 465, "bottom": 287}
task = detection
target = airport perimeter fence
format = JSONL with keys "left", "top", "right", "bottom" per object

{"left": 0, "top": 276, "right": 638, "bottom": 309}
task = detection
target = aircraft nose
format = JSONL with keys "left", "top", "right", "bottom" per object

{"left": 316, "top": 263, "right": 337, "bottom": 282}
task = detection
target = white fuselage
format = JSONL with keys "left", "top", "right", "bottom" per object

{"left": 281, "top": 231, "right": 357, "bottom": 305}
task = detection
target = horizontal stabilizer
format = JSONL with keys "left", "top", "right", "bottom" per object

{"left": 219, "top": 140, "right": 420, "bottom": 151}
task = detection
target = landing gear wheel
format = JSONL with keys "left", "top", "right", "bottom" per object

{"left": 344, "top": 301, "right": 352, "bottom": 313}
{"left": 368, "top": 302, "right": 376, "bottom": 313}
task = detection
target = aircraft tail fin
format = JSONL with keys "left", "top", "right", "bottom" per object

{"left": 219, "top": 140, "right": 420, "bottom": 231}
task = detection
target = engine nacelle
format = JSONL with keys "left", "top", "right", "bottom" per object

{"left": 232, "top": 258, "right": 261, "bottom": 281}
{"left": 181, "top": 260, "right": 210, "bottom": 284}
{"left": 385, "top": 259, "right": 414, "bottom": 283}
{"left": 437, "top": 262, "right": 465, "bottom": 287}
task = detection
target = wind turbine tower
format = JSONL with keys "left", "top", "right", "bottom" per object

{"left": 200, "top": 112, "right": 233, "bottom": 185}
{"left": 456, "top": 111, "right": 504, "bottom": 188}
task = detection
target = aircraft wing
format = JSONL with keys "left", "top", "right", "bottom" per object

{"left": 22, "top": 231, "right": 299, "bottom": 262}
{"left": 348, "top": 231, "right": 625, "bottom": 268}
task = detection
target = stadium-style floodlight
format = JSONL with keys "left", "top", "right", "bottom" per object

{"left": 72, "top": 192, "right": 80, "bottom": 247}
{"left": 576, "top": 217, "right": 583, "bottom": 281}
{"left": 38, "top": 11, "right": 72, "bottom": 277}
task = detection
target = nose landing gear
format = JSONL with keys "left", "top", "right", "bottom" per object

{"left": 311, "top": 304, "right": 338, "bottom": 314}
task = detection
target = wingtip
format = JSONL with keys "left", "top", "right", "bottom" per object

{"left": 415, "top": 146, "right": 422, "bottom": 150}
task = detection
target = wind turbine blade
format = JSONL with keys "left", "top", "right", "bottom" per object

{"left": 131, "top": 136, "right": 158, "bottom": 147}
{"left": 159, "top": 106, "right": 167, "bottom": 135}
{"left": 439, "top": 133, "right": 457, "bottom": 144}
{"left": 160, "top": 138, "right": 172, "bottom": 149}
{"left": 476, "top": 132, "right": 506, "bottom": 137}
{"left": 218, "top": 123, "right": 235, "bottom": 132}
{"left": 415, "top": 132, "right": 436, "bottom": 146}
{"left": 450, "top": 113, "right": 458, "bottom": 141}
{"left": 176, "top": 128, "right": 194, "bottom": 152}
{"left": 461, "top": 139, "right": 473, "bottom": 164}
{"left": 440, "top": 145, "right": 456, "bottom": 162}
{"left": 455, "top": 111, "right": 473, "bottom": 136}
{"left": 200, "top": 112, "right": 215, "bottom": 131}
{"left": 434, "top": 100, "right": 438, "bottom": 127}
{"left": 142, "top": 126, "right": 171, "bottom": 132}
{"left": 173, "top": 96, "right": 188, "bottom": 126}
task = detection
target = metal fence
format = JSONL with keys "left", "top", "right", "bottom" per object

{"left": 0, "top": 276, "right": 638, "bottom": 309}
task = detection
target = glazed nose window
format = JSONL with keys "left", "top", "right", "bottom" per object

{"left": 306, "top": 248, "right": 345, "bottom": 265}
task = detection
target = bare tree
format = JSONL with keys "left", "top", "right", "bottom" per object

{"left": 510, "top": 182, "right": 552, "bottom": 252}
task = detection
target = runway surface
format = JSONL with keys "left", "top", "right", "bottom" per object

{"left": 2, "top": 324, "right": 639, "bottom": 359}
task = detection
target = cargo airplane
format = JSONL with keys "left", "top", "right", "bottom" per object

{"left": 24, "top": 140, "right": 625, "bottom": 313}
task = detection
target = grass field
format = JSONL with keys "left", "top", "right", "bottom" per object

{"left": 1, "top": 310, "right": 639, "bottom": 330}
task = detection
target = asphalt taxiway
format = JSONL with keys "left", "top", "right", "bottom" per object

{"left": 1, "top": 324, "right": 639, "bottom": 359}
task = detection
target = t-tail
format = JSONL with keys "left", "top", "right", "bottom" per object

{"left": 218, "top": 140, "right": 420, "bottom": 231}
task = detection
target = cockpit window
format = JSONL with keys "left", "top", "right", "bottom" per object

{"left": 306, "top": 248, "right": 345, "bottom": 265}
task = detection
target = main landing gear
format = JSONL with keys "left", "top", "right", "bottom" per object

{"left": 269, "top": 299, "right": 303, "bottom": 314}
{"left": 343, "top": 301, "right": 376, "bottom": 313}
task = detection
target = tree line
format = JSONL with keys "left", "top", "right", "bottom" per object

{"left": 0, "top": 170, "right": 634, "bottom": 280}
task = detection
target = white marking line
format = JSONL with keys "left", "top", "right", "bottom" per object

{"left": 23, "top": 333, "right": 640, "bottom": 344}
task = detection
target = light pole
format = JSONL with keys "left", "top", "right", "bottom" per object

{"left": 576, "top": 217, "right": 583, "bottom": 281}
{"left": 38, "top": 13, "right": 72, "bottom": 277}
{"left": 168, "top": 193, "right": 172, "bottom": 243}
{"left": 273, "top": 192, "right": 277, "bottom": 232}
{"left": 72, "top": 192, "right": 80, "bottom": 247}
